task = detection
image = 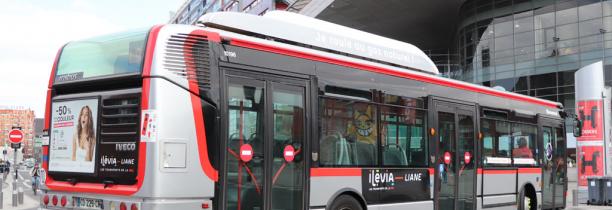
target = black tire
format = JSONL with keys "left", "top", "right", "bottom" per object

{"left": 518, "top": 188, "right": 535, "bottom": 210}
{"left": 329, "top": 195, "right": 363, "bottom": 210}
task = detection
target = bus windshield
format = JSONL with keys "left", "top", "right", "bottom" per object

{"left": 54, "top": 28, "right": 148, "bottom": 83}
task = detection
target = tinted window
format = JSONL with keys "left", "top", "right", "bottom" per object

{"left": 512, "top": 123, "right": 538, "bottom": 166}
{"left": 381, "top": 105, "right": 427, "bottom": 167}
{"left": 482, "top": 120, "right": 512, "bottom": 166}
{"left": 56, "top": 28, "right": 148, "bottom": 82}
{"left": 319, "top": 98, "right": 378, "bottom": 166}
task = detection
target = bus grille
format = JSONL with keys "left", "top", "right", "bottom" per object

{"left": 100, "top": 95, "right": 140, "bottom": 142}
{"left": 164, "top": 33, "right": 211, "bottom": 90}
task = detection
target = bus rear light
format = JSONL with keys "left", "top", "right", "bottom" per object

{"left": 131, "top": 203, "right": 138, "bottom": 210}
{"left": 120, "top": 202, "right": 127, "bottom": 210}
{"left": 61, "top": 196, "right": 67, "bottom": 206}
{"left": 202, "top": 203, "right": 210, "bottom": 209}
{"left": 52, "top": 195, "right": 58, "bottom": 206}
{"left": 43, "top": 195, "right": 49, "bottom": 205}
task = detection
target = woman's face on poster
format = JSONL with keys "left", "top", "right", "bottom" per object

{"left": 80, "top": 107, "right": 90, "bottom": 129}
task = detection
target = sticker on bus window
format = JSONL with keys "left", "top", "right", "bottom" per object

{"left": 140, "top": 110, "right": 157, "bottom": 142}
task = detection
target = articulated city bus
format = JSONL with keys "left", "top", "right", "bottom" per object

{"left": 41, "top": 11, "right": 575, "bottom": 210}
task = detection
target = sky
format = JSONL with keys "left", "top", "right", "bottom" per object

{"left": 0, "top": 0, "right": 185, "bottom": 117}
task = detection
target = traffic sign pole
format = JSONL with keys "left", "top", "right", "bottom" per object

{"left": 7, "top": 128, "right": 22, "bottom": 207}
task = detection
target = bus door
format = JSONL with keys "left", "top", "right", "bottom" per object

{"left": 433, "top": 100, "right": 477, "bottom": 210}
{"left": 540, "top": 118, "right": 566, "bottom": 209}
{"left": 221, "top": 69, "right": 310, "bottom": 210}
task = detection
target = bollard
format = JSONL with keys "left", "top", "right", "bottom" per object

{"left": 0, "top": 177, "right": 3, "bottom": 209}
{"left": 11, "top": 189, "right": 16, "bottom": 207}
{"left": 17, "top": 187, "right": 22, "bottom": 205}
{"left": 573, "top": 189, "right": 578, "bottom": 206}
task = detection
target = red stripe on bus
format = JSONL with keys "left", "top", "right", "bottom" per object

{"left": 44, "top": 47, "right": 63, "bottom": 130}
{"left": 481, "top": 169, "right": 516, "bottom": 175}
{"left": 45, "top": 25, "right": 164, "bottom": 196}
{"left": 518, "top": 168, "right": 542, "bottom": 174}
{"left": 229, "top": 38, "right": 559, "bottom": 109}
{"left": 185, "top": 29, "right": 221, "bottom": 182}
{"left": 141, "top": 25, "right": 163, "bottom": 109}
{"left": 311, "top": 168, "right": 361, "bottom": 177}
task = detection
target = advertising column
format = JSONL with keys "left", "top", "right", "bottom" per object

{"left": 575, "top": 61, "right": 606, "bottom": 199}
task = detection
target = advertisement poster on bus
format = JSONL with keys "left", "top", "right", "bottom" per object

{"left": 577, "top": 146, "right": 604, "bottom": 186}
{"left": 361, "top": 168, "right": 430, "bottom": 203}
{"left": 576, "top": 100, "right": 603, "bottom": 141}
{"left": 49, "top": 98, "right": 99, "bottom": 174}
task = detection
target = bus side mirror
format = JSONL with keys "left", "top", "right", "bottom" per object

{"left": 573, "top": 117, "right": 582, "bottom": 137}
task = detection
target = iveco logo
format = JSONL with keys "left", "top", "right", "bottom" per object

{"left": 223, "top": 51, "right": 237, "bottom": 58}
{"left": 116, "top": 143, "right": 136, "bottom": 151}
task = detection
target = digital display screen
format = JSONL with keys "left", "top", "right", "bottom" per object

{"left": 49, "top": 98, "right": 99, "bottom": 174}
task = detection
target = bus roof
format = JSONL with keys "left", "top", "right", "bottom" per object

{"left": 198, "top": 11, "right": 439, "bottom": 75}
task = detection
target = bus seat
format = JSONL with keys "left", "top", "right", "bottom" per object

{"left": 320, "top": 134, "right": 340, "bottom": 165}
{"left": 354, "top": 141, "right": 375, "bottom": 165}
{"left": 383, "top": 144, "right": 408, "bottom": 166}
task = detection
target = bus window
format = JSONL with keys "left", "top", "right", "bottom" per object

{"left": 380, "top": 105, "right": 427, "bottom": 167}
{"left": 481, "top": 120, "right": 512, "bottom": 166}
{"left": 319, "top": 98, "right": 378, "bottom": 167}
{"left": 512, "top": 123, "right": 538, "bottom": 166}
{"left": 55, "top": 28, "right": 148, "bottom": 82}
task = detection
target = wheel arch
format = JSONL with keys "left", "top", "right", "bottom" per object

{"left": 519, "top": 182, "right": 538, "bottom": 207}
{"left": 325, "top": 188, "right": 367, "bottom": 210}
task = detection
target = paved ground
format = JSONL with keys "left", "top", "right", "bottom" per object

{"left": 0, "top": 148, "right": 39, "bottom": 210}
{"left": 564, "top": 166, "right": 611, "bottom": 210}
{"left": 0, "top": 165, "right": 40, "bottom": 210}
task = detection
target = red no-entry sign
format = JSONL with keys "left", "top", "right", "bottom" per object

{"left": 443, "top": 151, "right": 452, "bottom": 165}
{"left": 240, "top": 144, "right": 253, "bottom": 162}
{"left": 8, "top": 129, "right": 24, "bottom": 144}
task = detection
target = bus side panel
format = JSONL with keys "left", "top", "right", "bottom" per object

{"left": 137, "top": 78, "right": 215, "bottom": 198}
{"left": 309, "top": 176, "right": 362, "bottom": 207}
{"left": 367, "top": 200, "right": 434, "bottom": 210}
{"left": 517, "top": 170, "right": 542, "bottom": 192}
{"left": 481, "top": 170, "right": 517, "bottom": 206}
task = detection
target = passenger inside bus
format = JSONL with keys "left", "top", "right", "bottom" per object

{"left": 512, "top": 137, "right": 533, "bottom": 158}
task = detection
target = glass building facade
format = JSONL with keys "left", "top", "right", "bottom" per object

{"left": 455, "top": 0, "right": 612, "bottom": 114}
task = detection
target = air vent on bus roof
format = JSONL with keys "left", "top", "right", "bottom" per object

{"left": 163, "top": 33, "right": 211, "bottom": 90}
{"left": 100, "top": 95, "right": 140, "bottom": 142}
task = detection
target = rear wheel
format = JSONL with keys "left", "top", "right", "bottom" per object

{"left": 329, "top": 195, "right": 363, "bottom": 210}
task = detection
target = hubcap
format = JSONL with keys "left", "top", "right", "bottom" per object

{"left": 524, "top": 196, "right": 531, "bottom": 210}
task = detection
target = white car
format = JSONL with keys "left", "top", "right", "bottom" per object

{"left": 24, "top": 159, "right": 34, "bottom": 168}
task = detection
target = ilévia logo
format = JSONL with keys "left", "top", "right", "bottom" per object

{"left": 367, "top": 169, "right": 424, "bottom": 187}
{"left": 368, "top": 169, "right": 395, "bottom": 187}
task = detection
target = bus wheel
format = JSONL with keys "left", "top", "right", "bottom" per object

{"left": 329, "top": 195, "right": 363, "bottom": 210}
{"left": 518, "top": 188, "right": 535, "bottom": 210}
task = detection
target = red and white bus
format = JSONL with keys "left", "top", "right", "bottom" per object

{"left": 41, "top": 11, "right": 575, "bottom": 210}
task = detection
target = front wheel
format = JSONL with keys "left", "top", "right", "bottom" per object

{"left": 329, "top": 195, "right": 362, "bottom": 210}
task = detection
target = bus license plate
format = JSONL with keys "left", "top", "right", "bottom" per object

{"left": 75, "top": 197, "right": 103, "bottom": 209}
